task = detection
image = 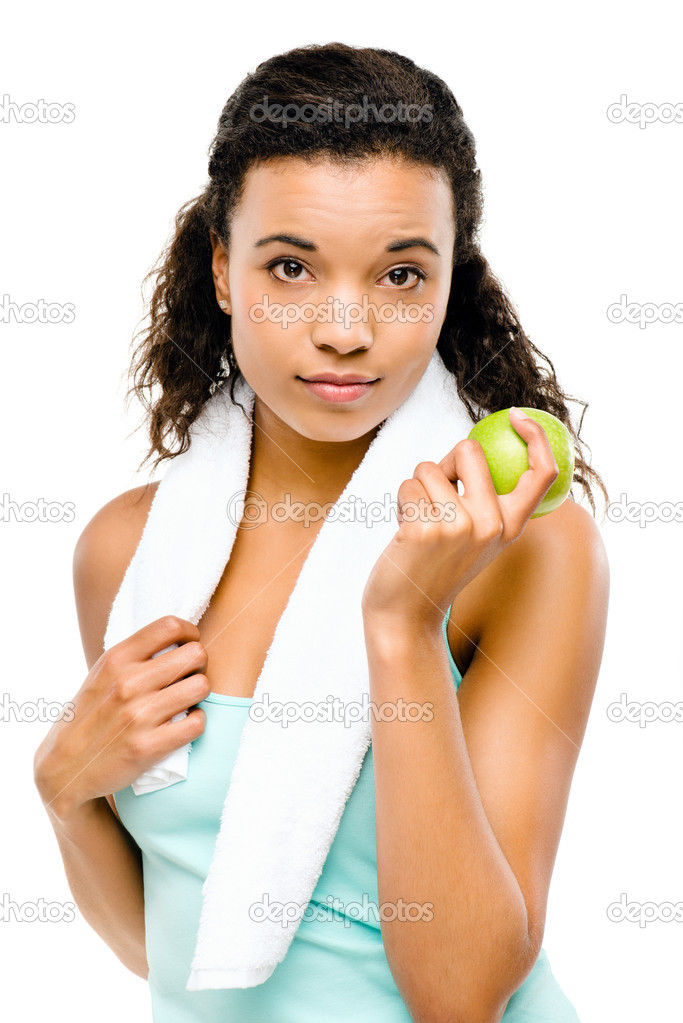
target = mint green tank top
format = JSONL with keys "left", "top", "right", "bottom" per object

{"left": 114, "top": 606, "right": 580, "bottom": 1022}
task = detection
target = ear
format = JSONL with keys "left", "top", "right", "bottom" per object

{"left": 209, "top": 228, "right": 231, "bottom": 315}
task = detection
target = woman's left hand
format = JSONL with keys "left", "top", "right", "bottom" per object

{"left": 361, "top": 408, "right": 560, "bottom": 630}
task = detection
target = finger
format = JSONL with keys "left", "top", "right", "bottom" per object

{"left": 405, "top": 464, "right": 463, "bottom": 530}
{"left": 499, "top": 408, "right": 559, "bottom": 525}
{"left": 112, "top": 615, "right": 201, "bottom": 663}
{"left": 395, "top": 477, "right": 434, "bottom": 526}
{"left": 440, "top": 439, "right": 503, "bottom": 506}
{"left": 148, "top": 705, "right": 208, "bottom": 759}
{"left": 429, "top": 440, "right": 501, "bottom": 515}
{"left": 147, "top": 673, "right": 212, "bottom": 726}
{"left": 145, "top": 640, "right": 208, "bottom": 688}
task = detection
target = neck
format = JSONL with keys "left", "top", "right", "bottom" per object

{"left": 248, "top": 397, "right": 381, "bottom": 506}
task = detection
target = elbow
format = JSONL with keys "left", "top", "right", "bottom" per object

{"left": 110, "top": 932, "right": 149, "bottom": 981}
{"left": 130, "top": 955, "right": 150, "bottom": 981}
{"left": 408, "top": 935, "right": 541, "bottom": 1023}
{"left": 119, "top": 949, "right": 149, "bottom": 981}
{"left": 409, "top": 1000, "right": 507, "bottom": 1023}
{"left": 410, "top": 989, "right": 515, "bottom": 1023}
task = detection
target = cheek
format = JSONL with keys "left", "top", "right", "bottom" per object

{"left": 229, "top": 281, "right": 291, "bottom": 372}
{"left": 384, "top": 281, "right": 447, "bottom": 352}
{"left": 232, "top": 276, "right": 268, "bottom": 336}
{"left": 231, "top": 327, "right": 285, "bottom": 383}
{"left": 230, "top": 322, "right": 301, "bottom": 412}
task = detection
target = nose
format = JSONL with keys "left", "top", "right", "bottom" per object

{"left": 309, "top": 289, "right": 375, "bottom": 354}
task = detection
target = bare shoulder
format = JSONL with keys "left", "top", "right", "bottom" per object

{"left": 73, "top": 482, "right": 161, "bottom": 671}
{"left": 471, "top": 496, "right": 607, "bottom": 600}
{"left": 457, "top": 495, "right": 610, "bottom": 722}
{"left": 483, "top": 497, "right": 609, "bottom": 623}
{"left": 506, "top": 496, "right": 609, "bottom": 581}
{"left": 448, "top": 497, "right": 609, "bottom": 676}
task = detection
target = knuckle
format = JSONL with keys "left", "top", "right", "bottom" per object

{"left": 126, "top": 735, "right": 149, "bottom": 761}
{"left": 457, "top": 507, "right": 473, "bottom": 531}
{"left": 188, "top": 707, "right": 207, "bottom": 734}
{"left": 158, "top": 614, "right": 184, "bottom": 637}
{"left": 461, "top": 437, "right": 481, "bottom": 453}
{"left": 184, "top": 640, "right": 206, "bottom": 662}
{"left": 190, "top": 673, "right": 211, "bottom": 698}
{"left": 101, "top": 646, "right": 125, "bottom": 675}
{"left": 477, "top": 520, "right": 503, "bottom": 542}
{"left": 111, "top": 673, "right": 138, "bottom": 705}
{"left": 432, "top": 502, "right": 453, "bottom": 527}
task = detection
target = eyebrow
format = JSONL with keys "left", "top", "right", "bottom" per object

{"left": 253, "top": 233, "right": 440, "bottom": 257}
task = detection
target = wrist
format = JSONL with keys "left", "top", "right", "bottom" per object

{"left": 362, "top": 608, "right": 446, "bottom": 660}
{"left": 362, "top": 606, "right": 447, "bottom": 643}
{"left": 45, "top": 794, "right": 110, "bottom": 836}
{"left": 35, "top": 759, "right": 88, "bottom": 826}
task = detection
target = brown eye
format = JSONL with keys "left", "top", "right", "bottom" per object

{"left": 266, "top": 259, "right": 313, "bottom": 282}
{"left": 281, "top": 260, "right": 303, "bottom": 279}
{"left": 380, "top": 266, "right": 427, "bottom": 288}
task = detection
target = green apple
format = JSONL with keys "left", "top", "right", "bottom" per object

{"left": 467, "top": 408, "right": 574, "bottom": 518}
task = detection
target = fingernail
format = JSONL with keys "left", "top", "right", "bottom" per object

{"left": 510, "top": 406, "right": 529, "bottom": 420}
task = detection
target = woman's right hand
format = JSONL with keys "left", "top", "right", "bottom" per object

{"left": 34, "top": 615, "right": 211, "bottom": 820}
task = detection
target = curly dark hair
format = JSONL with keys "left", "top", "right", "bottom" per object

{"left": 127, "top": 41, "right": 608, "bottom": 516}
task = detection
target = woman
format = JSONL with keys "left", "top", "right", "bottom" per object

{"left": 34, "top": 42, "right": 610, "bottom": 1022}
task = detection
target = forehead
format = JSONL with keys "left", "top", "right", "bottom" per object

{"left": 232, "top": 155, "right": 455, "bottom": 240}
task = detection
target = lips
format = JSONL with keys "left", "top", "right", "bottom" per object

{"left": 299, "top": 377, "right": 379, "bottom": 404}
{"left": 300, "top": 374, "right": 379, "bottom": 384}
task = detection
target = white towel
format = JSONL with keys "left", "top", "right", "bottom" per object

{"left": 103, "top": 346, "right": 478, "bottom": 990}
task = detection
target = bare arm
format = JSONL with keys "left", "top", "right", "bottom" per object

{"left": 361, "top": 423, "right": 609, "bottom": 1023}
{"left": 367, "top": 500, "right": 609, "bottom": 1021}
{"left": 38, "top": 794, "right": 148, "bottom": 978}
{"left": 33, "top": 484, "right": 210, "bottom": 979}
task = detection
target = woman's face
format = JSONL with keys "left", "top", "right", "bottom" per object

{"left": 211, "top": 155, "right": 456, "bottom": 446}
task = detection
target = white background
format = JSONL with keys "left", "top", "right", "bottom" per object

{"left": 2, "top": 2, "right": 682, "bottom": 1020}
